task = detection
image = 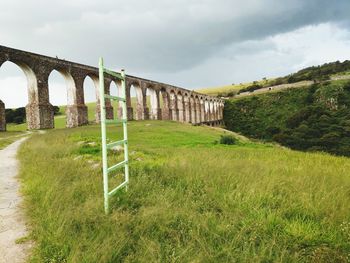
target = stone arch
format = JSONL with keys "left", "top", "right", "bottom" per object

{"left": 84, "top": 73, "right": 113, "bottom": 122}
{"left": 0, "top": 60, "right": 38, "bottom": 130}
{"left": 1, "top": 59, "right": 40, "bottom": 103}
{"left": 1, "top": 59, "right": 54, "bottom": 130}
{"left": 146, "top": 84, "right": 161, "bottom": 120}
{"left": 48, "top": 68, "right": 88, "bottom": 128}
{"left": 83, "top": 74, "right": 99, "bottom": 122}
{"left": 129, "top": 81, "right": 144, "bottom": 120}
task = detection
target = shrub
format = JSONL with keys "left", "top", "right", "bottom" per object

{"left": 219, "top": 135, "right": 237, "bottom": 145}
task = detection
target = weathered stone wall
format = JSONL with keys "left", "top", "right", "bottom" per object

{"left": 0, "top": 45, "right": 224, "bottom": 130}
{"left": 0, "top": 100, "right": 5, "bottom": 131}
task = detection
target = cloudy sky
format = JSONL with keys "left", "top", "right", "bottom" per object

{"left": 1, "top": 0, "right": 350, "bottom": 107}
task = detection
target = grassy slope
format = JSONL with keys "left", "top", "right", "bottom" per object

{"left": 223, "top": 80, "right": 350, "bottom": 156}
{"left": 224, "top": 85, "right": 311, "bottom": 139}
{"left": 198, "top": 73, "right": 350, "bottom": 97}
{"left": 18, "top": 121, "right": 350, "bottom": 262}
{"left": 198, "top": 79, "right": 271, "bottom": 96}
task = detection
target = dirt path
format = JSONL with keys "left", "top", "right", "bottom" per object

{"left": 0, "top": 137, "right": 31, "bottom": 263}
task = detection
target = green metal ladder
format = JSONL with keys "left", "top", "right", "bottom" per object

{"left": 99, "top": 57, "right": 129, "bottom": 214}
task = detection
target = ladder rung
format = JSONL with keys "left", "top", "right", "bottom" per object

{"left": 103, "top": 68, "right": 124, "bottom": 80}
{"left": 104, "top": 94, "right": 126, "bottom": 102}
{"left": 108, "top": 180, "right": 128, "bottom": 197}
{"left": 107, "top": 160, "right": 128, "bottom": 173}
{"left": 107, "top": 139, "right": 127, "bottom": 149}
{"left": 104, "top": 119, "right": 127, "bottom": 124}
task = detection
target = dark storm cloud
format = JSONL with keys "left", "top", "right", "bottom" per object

{"left": 0, "top": 0, "right": 349, "bottom": 73}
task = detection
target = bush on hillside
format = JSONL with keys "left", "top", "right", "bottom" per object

{"left": 238, "top": 84, "right": 263, "bottom": 94}
{"left": 219, "top": 135, "right": 237, "bottom": 145}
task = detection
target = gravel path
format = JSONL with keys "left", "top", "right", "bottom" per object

{"left": 0, "top": 137, "right": 32, "bottom": 263}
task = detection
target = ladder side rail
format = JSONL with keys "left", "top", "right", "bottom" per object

{"left": 99, "top": 58, "right": 110, "bottom": 214}
{"left": 121, "top": 69, "right": 130, "bottom": 190}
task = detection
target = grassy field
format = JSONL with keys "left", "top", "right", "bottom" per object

{"left": 17, "top": 121, "right": 350, "bottom": 262}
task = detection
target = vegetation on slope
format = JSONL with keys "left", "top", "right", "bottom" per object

{"left": 224, "top": 80, "right": 350, "bottom": 156}
{"left": 18, "top": 121, "right": 350, "bottom": 262}
{"left": 200, "top": 60, "right": 350, "bottom": 97}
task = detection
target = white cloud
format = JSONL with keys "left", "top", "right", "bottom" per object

{"left": 157, "top": 22, "right": 350, "bottom": 89}
{"left": 0, "top": 0, "right": 350, "bottom": 107}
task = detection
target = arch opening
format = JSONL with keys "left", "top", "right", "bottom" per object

{"left": 48, "top": 69, "right": 74, "bottom": 128}
{"left": 129, "top": 83, "right": 143, "bottom": 120}
{"left": 0, "top": 61, "right": 32, "bottom": 131}
{"left": 83, "top": 74, "right": 99, "bottom": 122}
{"left": 146, "top": 86, "right": 160, "bottom": 120}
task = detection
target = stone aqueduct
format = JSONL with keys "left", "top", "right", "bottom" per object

{"left": 0, "top": 45, "right": 224, "bottom": 131}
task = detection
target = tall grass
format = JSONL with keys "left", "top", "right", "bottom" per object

{"left": 18, "top": 121, "right": 350, "bottom": 262}
{"left": 0, "top": 130, "right": 28, "bottom": 149}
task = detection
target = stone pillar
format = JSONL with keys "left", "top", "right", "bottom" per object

{"left": 95, "top": 79, "right": 114, "bottom": 123}
{"left": 161, "top": 89, "right": 171, "bottom": 120}
{"left": 220, "top": 101, "right": 224, "bottom": 120}
{"left": 209, "top": 101, "right": 214, "bottom": 122}
{"left": 216, "top": 102, "right": 220, "bottom": 121}
{"left": 26, "top": 69, "right": 54, "bottom": 130}
{"left": 137, "top": 84, "right": 149, "bottom": 120}
{"left": 217, "top": 102, "right": 221, "bottom": 120}
{"left": 184, "top": 94, "right": 191, "bottom": 123}
{"left": 177, "top": 93, "right": 185, "bottom": 122}
{"left": 213, "top": 102, "right": 217, "bottom": 121}
{"left": 65, "top": 73, "right": 88, "bottom": 128}
{"left": 125, "top": 84, "right": 134, "bottom": 120}
{"left": 200, "top": 98, "right": 205, "bottom": 123}
{"left": 190, "top": 96, "right": 196, "bottom": 124}
{"left": 204, "top": 100, "right": 209, "bottom": 122}
{"left": 195, "top": 97, "right": 201, "bottom": 124}
{"left": 0, "top": 100, "right": 6, "bottom": 131}
{"left": 170, "top": 91, "right": 178, "bottom": 121}
{"left": 149, "top": 89, "right": 161, "bottom": 120}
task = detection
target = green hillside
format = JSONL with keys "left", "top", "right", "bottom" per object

{"left": 17, "top": 121, "right": 350, "bottom": 262}
{"left": 198, "top": 79, "right": 271, "bottom": 96}
{"left": 224, "top": 80, "right": 350, "bottom": 156}
{"left": 200, "top": 60, "right": 350, "bottom": 96}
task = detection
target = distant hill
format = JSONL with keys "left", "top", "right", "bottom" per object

{"left": 199, "top": 60, "right": 350, "bottom": 97}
